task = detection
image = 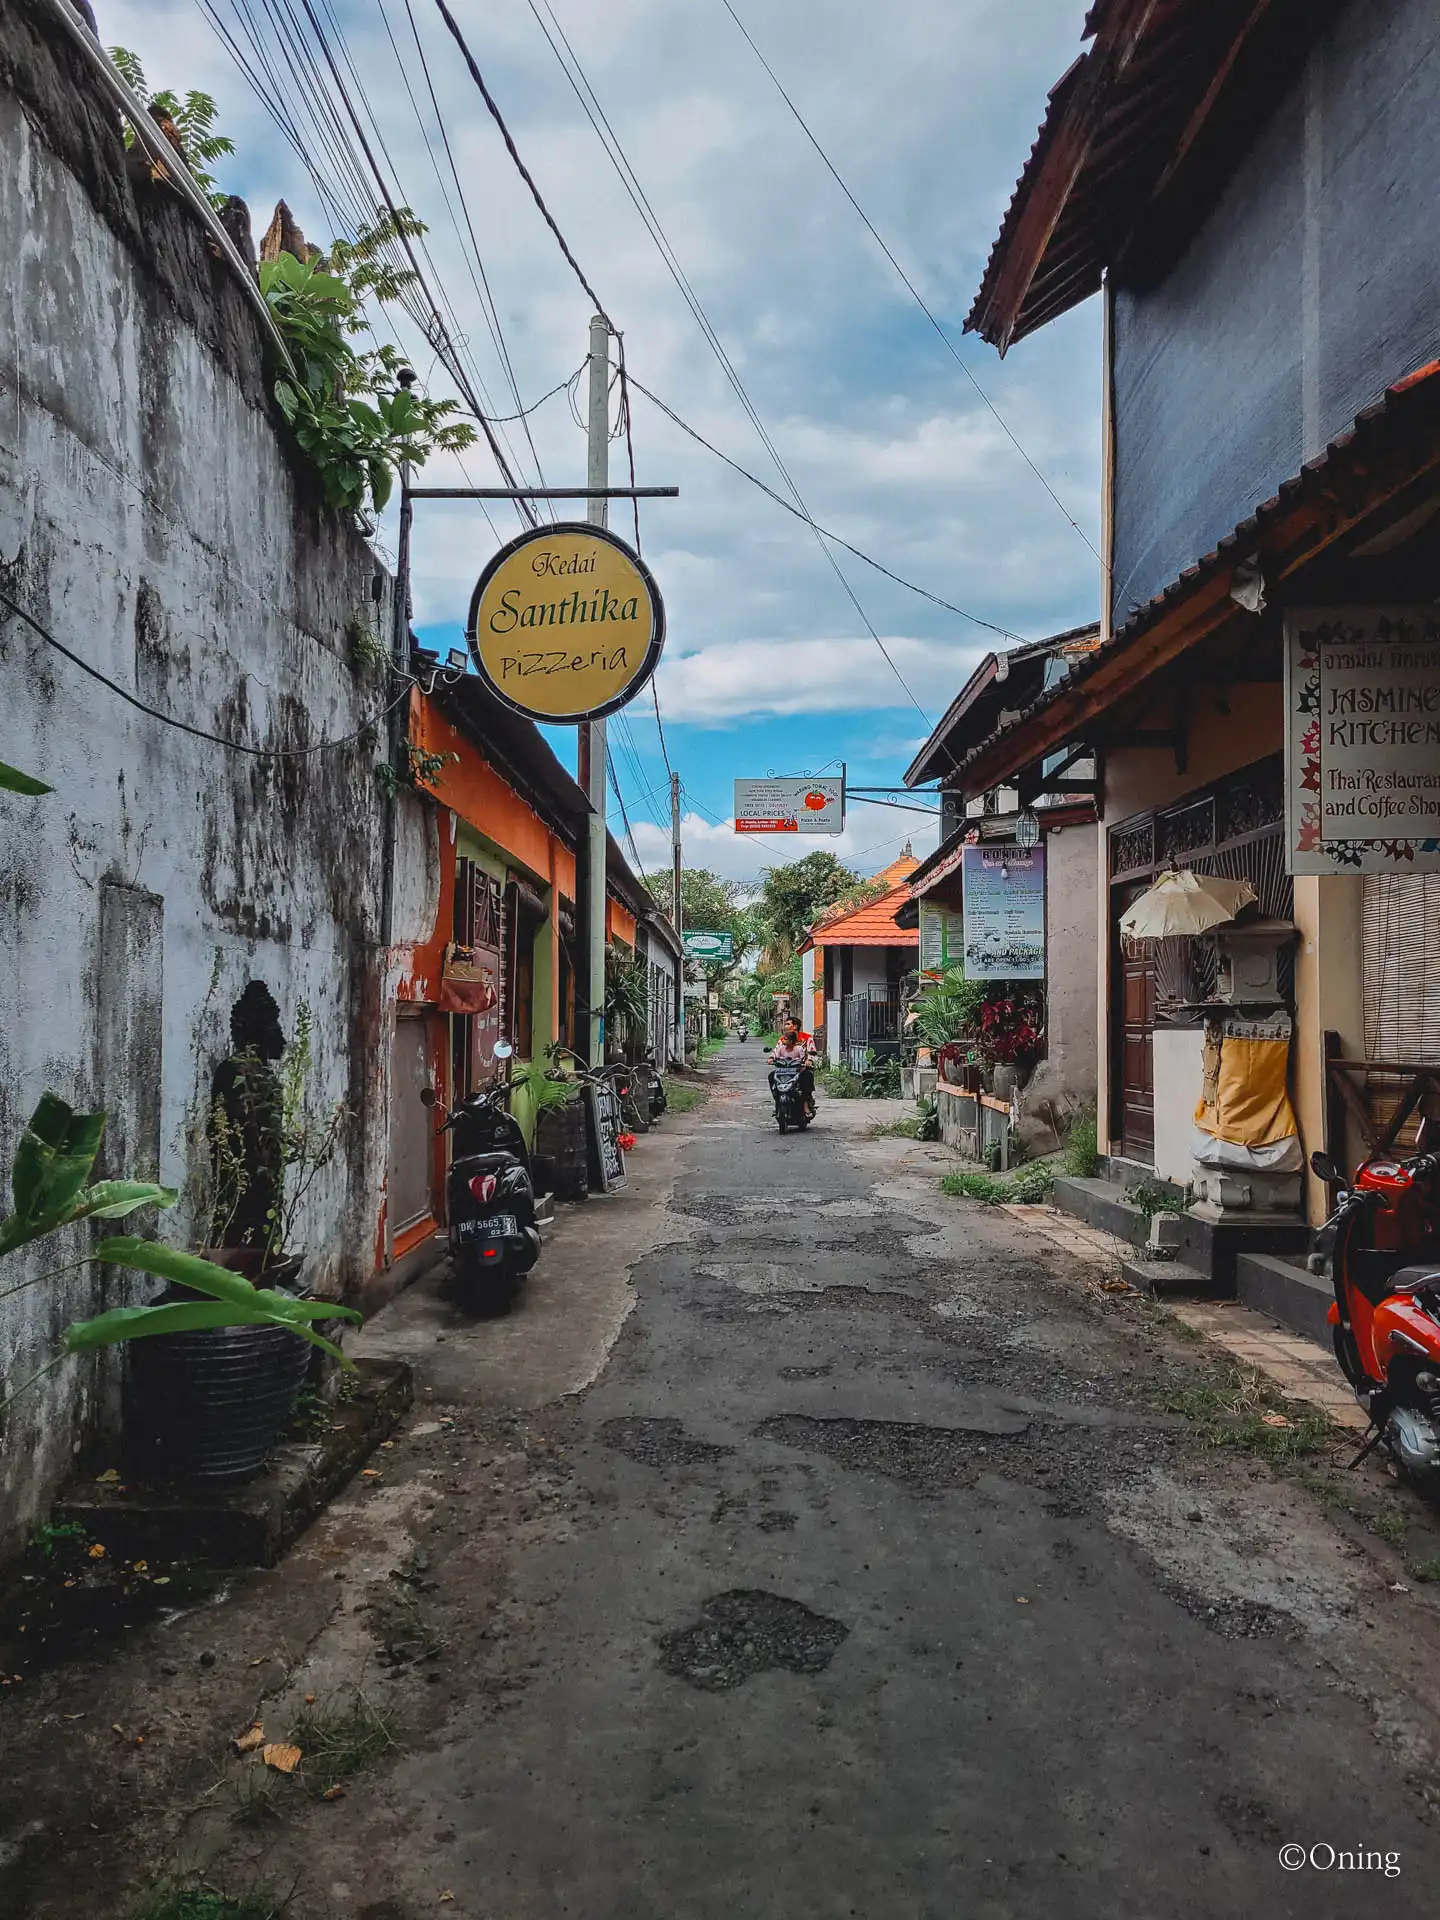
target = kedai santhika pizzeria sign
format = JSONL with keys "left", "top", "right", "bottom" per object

{"left": 467, "top": 523, "right": 665, "bottom": 724}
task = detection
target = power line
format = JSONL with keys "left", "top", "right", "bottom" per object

{"left": 0, "top": 585, "right": 408, "bottom": 759}
{"left": 718, "top": 0, "right": 1101, "bottom": 567}
{"left": 627, "top": 376, "right": 1023, "bottom": 643}
{"left": 429, "top": 0, "right": 612, "bottom": 324}
{"left": 517, "top": 0, "right": 934, "bottom": 726}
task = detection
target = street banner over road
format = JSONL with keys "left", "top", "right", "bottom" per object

{"left": 734, "top": 776, "right": 843, "bottom": 835}
{"left": 467, "top": 523, "right": 665, "bottom": 724}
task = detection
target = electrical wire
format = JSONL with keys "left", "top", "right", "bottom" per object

{"left": 207, "top": 0, "right": 542, "bottom": 521}
{"left": 0, "top": 585, "right": 409, "bottom": 759}
{"left": 718, "top": 0, "right": 1101, "bottom": 567}
{"left": 517, "top": 0, "right": 936, "bottom": 728}
{"left": 626, "top": 376, "right": 1023, "bottom": 643}
{"left": 429, "top": 0, "right": 612, "bottom": 325}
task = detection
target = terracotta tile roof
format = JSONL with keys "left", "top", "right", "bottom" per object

{"left": 803, "top": 853, "right": 921, "bottom": 950}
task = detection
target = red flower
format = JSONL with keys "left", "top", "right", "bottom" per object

{"left": 617, "top": 1132, "right": 637, "bottom": 1151}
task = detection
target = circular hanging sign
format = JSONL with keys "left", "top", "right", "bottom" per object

{"left": 466, "top": 522, "right": 665, "bottom": 724}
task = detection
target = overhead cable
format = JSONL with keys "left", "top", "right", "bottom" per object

{"left": 627, "top": 376, "right": 1023, "bottom": 643}
{"left": 0, "top": 586, "right": 408, "bottom": 759}
{"left": 519, "top": 0, "right": 934, "bottom": 727}
{"left": 718, "top": 0, "right": 1101, "bottom": 566}
{"left": 429, "top": 0, "right": 613, "bottom": 325}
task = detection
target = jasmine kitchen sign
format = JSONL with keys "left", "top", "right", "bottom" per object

{"left": 1285, "top": 607, "right": 1440, "bottom": 874}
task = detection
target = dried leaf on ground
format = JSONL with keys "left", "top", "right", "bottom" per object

{"left": 262, "top": 1742, "right": 302, "bottom": 1773}
{"left": 232, "top": 1723, "right": 265, "bottom": 1755}
{"left": 1261, "top": 1413, "right": 1293, "bottom": 1429}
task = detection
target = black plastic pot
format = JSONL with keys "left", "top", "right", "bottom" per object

{"left": 125, "top": 1277, "right": 312, "bottom": 1485}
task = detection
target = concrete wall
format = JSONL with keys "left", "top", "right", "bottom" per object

{"left": 0, "top": 14, "right": 392, "bottom": 1542}
{"left": 1023, "top": 820, "right": 1098, "bottom": 1125}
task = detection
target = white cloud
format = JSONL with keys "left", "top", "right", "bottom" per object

{"left": 654, "top": 634, "right": 985, "bottom": 723}
{"left": 102, "top": 0, "right": 1101, "bottom": 735}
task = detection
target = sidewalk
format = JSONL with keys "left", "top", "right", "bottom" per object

{"left": 1000, "top": 1202, "right": 1367, "bottom": 1431}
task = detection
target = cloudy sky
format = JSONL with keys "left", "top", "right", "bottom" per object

{"left": 105, "top": 0, "right": 1101, "bottom": 883}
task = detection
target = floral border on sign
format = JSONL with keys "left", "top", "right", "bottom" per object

{"left": 1288, "top": 614, "right": 1440, "bottom": 872}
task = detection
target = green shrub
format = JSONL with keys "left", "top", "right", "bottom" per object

{"left": 819, "top": 1066, "right": 864, "bottom": 1098}
{"left": 940, "top": 1161, "right": 1056, "bottom": 1206}
{"left": 1064, "top": 1103, "right": 1099, "bottom": 1178}
{"left": 860, "top": 1052, "right": 903, "bottom": 1097}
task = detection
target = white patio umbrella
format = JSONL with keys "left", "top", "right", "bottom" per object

{"left": 1119, "top": 869, "right": 1257, "bottom": 946}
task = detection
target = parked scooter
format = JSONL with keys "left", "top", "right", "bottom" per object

{"left": 767, "top": 1054, "right": 811, "bottom": 1134}
{"left": 425, "top": 1041, "right": 541, "bottom": 1311}
{"left": 1311, "top": 1129, "right": 1440, "bottom": 1481}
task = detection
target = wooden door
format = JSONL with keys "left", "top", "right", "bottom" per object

{"left": 1120, "top": 944, "right": 1155, "bottom": 1161}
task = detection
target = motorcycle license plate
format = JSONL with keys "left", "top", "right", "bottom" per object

{"left": 459, "top": 1214, "right": 518, "bottom": 1239}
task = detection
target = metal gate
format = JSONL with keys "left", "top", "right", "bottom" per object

{"left": 841, "top": 992, "right": 901, "bottom": 1073}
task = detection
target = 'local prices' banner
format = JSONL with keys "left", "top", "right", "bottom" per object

{"left": 961, "top": 845, "right": 1045, "bottom": 980}
{"left": 734, "top": 777, "right": 843, "bottom": 835}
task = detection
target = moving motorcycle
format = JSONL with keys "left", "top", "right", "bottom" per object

{"left": 425, "top": 1042, "right": 541, "bottom": 1310}
{"left": 767, "top": 1054, "right": 811, "bottom": 1134}
{"left": 1310, "top": 1133, "right": 1440, "bottom": 1481}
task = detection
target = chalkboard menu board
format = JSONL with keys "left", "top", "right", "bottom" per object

{"left": 585, "top": 1082, "right": 627, "bottom": 1192}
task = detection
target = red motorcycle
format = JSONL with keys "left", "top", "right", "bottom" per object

{"left": 1310, "top": 1130, "right": 1440, "bottom": 1480}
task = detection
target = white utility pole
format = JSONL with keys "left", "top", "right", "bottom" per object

{"left": 578, "top": 313, "right": 610, "bottom": 1070}
{"left": 670, "top": 769, "right": 684, "bottom": 1064}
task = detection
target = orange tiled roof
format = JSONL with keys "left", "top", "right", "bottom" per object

{"left": 805, "top": 853, "right": 920, "bottom": 949}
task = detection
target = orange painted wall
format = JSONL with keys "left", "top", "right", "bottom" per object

{"left": 399, "top": 692, "right": 579, "bottom": 1006}
{"left": 609, "top": 901, "right": 637, "bottom": 947}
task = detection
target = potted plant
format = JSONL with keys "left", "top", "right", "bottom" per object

{"left": 0, "top": 1095, "right": 356, "bottom": 1457}
{"left": 512, "top": 1058, "right": 582, "bottom": 1198}
{"left": 977, "top": 994, "right": 1043, "bottom": 1100}
{"left": 126, "top": 1002, "right": 351, "bottom": 1483}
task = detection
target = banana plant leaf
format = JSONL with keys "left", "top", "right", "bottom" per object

{"left": 64, "top": 1298, "right": 352, "bottom": 1364}
{"left": 93, "top": 1236, "right": 360, "bottom": 1330}
{"left": 1, "top": 1095, "right": 108, "bottom": 1254}
{"left": 79, "top": 1180, "right": 179, "bottom": 1221}
{"left": 0, "top": 760, "right": 52, "bottom": 795}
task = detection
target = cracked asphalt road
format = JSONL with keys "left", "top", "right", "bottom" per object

{"left": 347, "top": 1044, "right": 1440, "bottom": 1917}
{"left": 12, "top": 1041, "right": 1440, "bottom": 1917}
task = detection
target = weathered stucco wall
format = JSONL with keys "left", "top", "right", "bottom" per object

{"left": 1024, "top": 820, "right": 1098, "bottom": 1123}
{"left": 0, "top": 10, "right": 393, "bottom": 1541}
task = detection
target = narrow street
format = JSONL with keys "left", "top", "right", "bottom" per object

{"left": 14, "top": 1043, "right": 1440, "bottom": 1918}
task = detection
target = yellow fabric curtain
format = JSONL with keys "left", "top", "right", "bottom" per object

{"left": 1194, "top": 1025, "right": 1298, "bottom": 1149}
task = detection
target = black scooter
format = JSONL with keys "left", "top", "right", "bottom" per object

{"left": 424, "top": 1043, "right": 541, "bottom": 1310}
{"left": 768, "top": 1056, "right": 811, "bottom": 1134}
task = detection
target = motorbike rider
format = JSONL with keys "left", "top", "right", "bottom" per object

{"left": 770, "top": 1017, "right": 817, "bottom": 1118}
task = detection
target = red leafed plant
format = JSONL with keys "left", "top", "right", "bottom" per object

{"left": 977, "top": 995, "right": 1042, "bottom": 1066}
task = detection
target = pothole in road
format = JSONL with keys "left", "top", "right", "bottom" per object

{"left": 658, "top": 1589, "right": 848, "bottom": 1691}
{"left": 671, "top": 1193, "right": 829, "bottom": 1225}
{"left": 600, "top": 1417, "right": 734, "bottom": 1468}
{"left": 698, "top": 1261, "right": 830, "bottom": 1296}
{"left": 755, "top": 1412, "right": 1031, "bottom": 1491}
